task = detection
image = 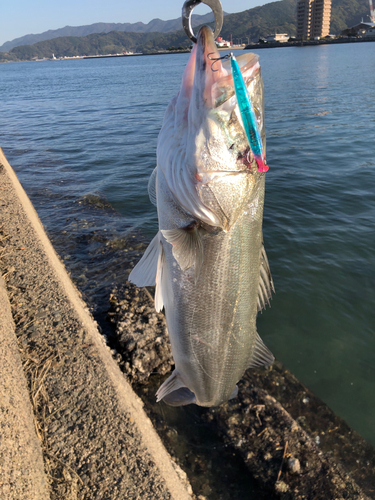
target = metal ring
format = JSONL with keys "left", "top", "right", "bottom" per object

{"left": 182, "top": 0, "right": 223, "bottom": 44}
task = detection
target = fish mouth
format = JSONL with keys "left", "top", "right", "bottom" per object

{"left": 195, "top": 26, "right": 222, "bottom": 74}
{"left": 188, "top": 26, "right": 260, "bottom": 111}
{"left": 193, "top": 26, "right": 228, "bottom": 108}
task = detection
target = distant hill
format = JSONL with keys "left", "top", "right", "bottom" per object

{"left": 217, "top": 0, "right": 372, "bottom": 40}
{"left": 0, "top": 0, "right": 372, "bottom": 62}
{"left": 330, "top": 0, "right": 374, "bottom": 33}
{"left": 220, "top": 0, "right": 297, "bottom": 41}
{"left": 0, "top": 12, "right": 223, "bottom": 52}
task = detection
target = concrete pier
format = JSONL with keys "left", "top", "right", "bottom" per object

{"left": 0, "top": 148, "right": 192, "bottom": 500}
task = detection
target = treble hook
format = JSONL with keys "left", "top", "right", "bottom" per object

{"left": 207, "top": 52, "right": 231, "bottom": 72}
{"left": 182, "top": 0, "right": 224, "bottom": 44}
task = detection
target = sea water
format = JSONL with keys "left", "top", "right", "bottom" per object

{"left": 1, "top": 43, "right": 375, "bottom": 449}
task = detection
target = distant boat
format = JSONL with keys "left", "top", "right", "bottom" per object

{"left": 215, "top": 36, "right": 231, "bottom": 48}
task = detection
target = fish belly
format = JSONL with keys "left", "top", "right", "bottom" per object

{"left": 157, "top": 169, "right": 265, "bottom": 407}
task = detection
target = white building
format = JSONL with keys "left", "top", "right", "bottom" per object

{"left": 364, "top": 26, "right": 375, "bottom": 36}
{"left": 264, "top": 33, "right": 289, "bottom": 42}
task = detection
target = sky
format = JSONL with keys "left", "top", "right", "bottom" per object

{"left": 0, "top": 0, "right": 274, "bottom": 46}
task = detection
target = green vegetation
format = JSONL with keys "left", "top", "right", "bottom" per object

{"left": 330, "top": 0, "right": 372, "bottom": 33}
{"left": 0, "top": 11, "right": 218, "bottom": 52}
{"left": 219, "top": 0, "right": 298, "bottom": 41}
{"left": 167, "top": 46, "right": 192, "bottom": 51}
{"left": 0, "top": 0, "right": 372, "bottom": 63}
{"left": 0, "top": 31, "right": 192, "bottom": 62}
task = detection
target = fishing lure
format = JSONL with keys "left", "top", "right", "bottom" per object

{"left": 230, "top": 53, "right": 269, "bottom": 173}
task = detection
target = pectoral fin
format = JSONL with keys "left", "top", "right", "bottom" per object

{"left": 257, "top": 242, "right": 275, "bottom": 312}
{"left": 248, "top": 332, "right": 275, "bottom": 369}
{"left": 161, "top": 222, "right": 204, "bottom": 283}
{"left": 156, "top": 370, "right": 197, "bottom": 406}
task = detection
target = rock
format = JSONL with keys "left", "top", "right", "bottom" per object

{"left": 287, "top": 457, "right": 301, "bottom": 475}
{"left": 107, "top": 283, "right": 173, "bottom": 383}
{"left": 275, "top": 480, "right": 289, "bottom": 493}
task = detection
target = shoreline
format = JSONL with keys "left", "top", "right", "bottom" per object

{"left": 1, "top": 147, "right": 374, "bottom": 499}
{"left": 245, "top": 35, "right": 375, "bottom": 50}
{"left": 1, "top": 36, "right": 374, "bottom": 64}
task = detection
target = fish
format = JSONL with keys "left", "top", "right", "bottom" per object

{"left": 129, "top": 25, "right": 275, "bottom": 407}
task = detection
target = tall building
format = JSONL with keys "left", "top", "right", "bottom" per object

{"left": 296, "top": 0, "right": 331, "bottom": 39}
{"left": 297, "top": 0, "right": 313, "bottom": 39}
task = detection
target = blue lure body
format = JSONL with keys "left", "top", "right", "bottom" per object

{"left": 230, "top": 54, "right": 269, "bottom": 173}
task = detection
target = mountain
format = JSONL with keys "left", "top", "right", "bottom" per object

{"left": 216, "top": 0, "right": 372, "bottom": 40}
{"left": 0, "top": 12, "right": 223, "bottom": 52}
{"left": 330, "top": 0, "right": 374, "bottom": 33}
{"left": 219, "top": 0, "right": 297, "bottom": 41}
{"left": 0, "top": 31, "right": 194, "bottom": 62}
{"left": 0, "top": 0, "right": 372, "bottom": 63}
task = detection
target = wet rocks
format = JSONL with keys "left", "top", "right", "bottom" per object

{"left": 199, "top": 385, "right": 370, "bottom": 500}
{"left": 106, "top": 268, "right": 375, "bottom": 500}
{"left": 107, "top": 283, "right": 173, "bottom": 383}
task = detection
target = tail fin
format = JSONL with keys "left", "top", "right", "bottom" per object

{"left": 156, "top": 370, "right": 197, "bottom": 407}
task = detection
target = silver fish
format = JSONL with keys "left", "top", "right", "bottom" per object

{"left": 129, "top": 26, "right": 274, "bottom": 407}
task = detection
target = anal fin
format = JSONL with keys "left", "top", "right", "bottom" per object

{"left": 229, "top": 385, "right": 238, "bottom": 400}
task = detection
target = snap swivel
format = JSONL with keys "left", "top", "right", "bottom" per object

{"left": 182, "top": 0, "right": 224, "bottom": 44}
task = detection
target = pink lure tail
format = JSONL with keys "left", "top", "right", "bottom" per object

{"left": 255, "top": 155, "right": 269, "bottom": 173}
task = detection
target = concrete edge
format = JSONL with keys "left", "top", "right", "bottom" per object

{"left": 0, "top": 148, "right": 191, "bottom": 500}
{"left": 0, "top": 276, "right": 50, "bottom": 499}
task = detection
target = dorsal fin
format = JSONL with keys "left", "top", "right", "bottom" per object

{"left": 147, "top": 166, "right": 158, "bottom": 206}
{"left": 257, "top": 242, "right": 275, "bottom": 312}
{"left": 161, "top": 222, "right": 204, "bottom": 283}
{"left": 248, "top": 332, "right": 275, "bottom": 369}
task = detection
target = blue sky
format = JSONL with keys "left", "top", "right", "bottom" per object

{"left": 0, "top": 0, "right": 274, "bottom": 46}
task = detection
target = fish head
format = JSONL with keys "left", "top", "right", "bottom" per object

{"left": 157, "top": 26, "right": 266, "bottom": 231}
